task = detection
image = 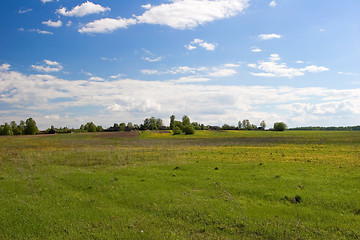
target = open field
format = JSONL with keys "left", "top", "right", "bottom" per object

{"left": 0, "top": 131, "right": 359, "bottom": 239}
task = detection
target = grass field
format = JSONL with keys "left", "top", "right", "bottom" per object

{"left": 0, "top": 130, "right": 359, "bottom": 239}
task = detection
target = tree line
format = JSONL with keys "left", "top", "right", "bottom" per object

{"left": 0, "top": 118, "right": 39, "bottom": 136}
{"left": 0, "top": 116, "right": 289, "bottom": 136}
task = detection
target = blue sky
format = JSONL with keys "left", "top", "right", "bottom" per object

{"left": 1, "top": 0, "right": 359, "bottom": 129}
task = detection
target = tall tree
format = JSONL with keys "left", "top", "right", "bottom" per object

{"left": 260, "top": 120, "right": 266, "bottom": 129}
{"left": 11, "top": 121, "right": 21, "bottom": 135}
{"left": 170, "top": 115, "right": 175, "bottom": 130}
{"left": 156, "top": 118, "right": 163, "bottom": 130}
{"left": 24, "top": 118, "right": 39, "bottom": 135}
{"left": 182, "top": 115, "right": 190, "bottom": 126}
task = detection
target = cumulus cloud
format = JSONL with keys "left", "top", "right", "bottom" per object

{"left": 0, "top": 64, "right": 11, "bottom": 71}
{"left": 258, "top": 33, "right": 282, "bottom": 40}
{"left": 31, "top": 60, "right": 63, "bottom": 72}
{"left": 79, "top": 0, "right": 249, "bottom": 33}
{"left": 1, "top": 67, "right": 360, "bottom": 128}
{"left": 89, "top": 76, "right": 104, "bottom": 81}
{"left": 57, "top": 1, "right": 111, "bottom": 17}
{"left": 137, "top": 0, "right": 249, "bottom": 30}
{"left": 249, "top": 54, "right": 329, "bottom": 78}
{"left": 42, "top": 20, "right": 62, "bottom": 27}
{"left": 185, "top": 39, "right": 216, "bottom": 51}
{"left": 172, "top": 76, "right": 211, "bottom": 83}
{"left": 269, "top": 1, "right": 277, "bottom": 8}
{"left": 141, "top": 64, "right": 239, "bottom": 78}
{"left": 79, "top": 18, "right": 137, "bottom": 33}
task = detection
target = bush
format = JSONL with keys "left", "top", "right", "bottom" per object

{"left": 182, "top": 125, "right": 195, "bottom": 135}
{"left": 173, "top": 126, "right": 181, "bottom": 135}
{"left": 274, "top": 122, "right": 287, "bottom": 131}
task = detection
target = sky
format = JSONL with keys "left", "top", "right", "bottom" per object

{"left": 0, "top": 0, "right": 359, "bottom": 129}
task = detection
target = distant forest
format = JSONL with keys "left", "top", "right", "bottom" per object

{"left": 289, "top": 126, "right": 360, "bottom": 131}
{"left": 1, "top": 116, "right": 359, "bottom": 136}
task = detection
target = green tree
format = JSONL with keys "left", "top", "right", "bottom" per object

{"left": 274, "top": 122, "right": 287, "bottom": 131}
{"left": 173, "top": 126, "right": 181, "bottom": 135}
{"left": 182, "top": 115, "right": 190, "bottom": 126}
{"left": 24, "top": 118, "right": 39, "bottom": 135}
{"left": 170, "top": 115, "right": 175, "bottom": 130}
{"left": 260, "top": 120, "right": 266, "bottom": 129}
{"left": 149, "top": 117, "right": 157, "bottom": 130}
{"left": 156, "top": 118, "right": 163, "bottom": 130}
{"left": 96, "top": 125, "right": 103, "bottom": 132}
{"left": 19, "top": 120, "right": 25, "bottom": 135}
{"left": 85, "top": 122, "right": 96, "bottom": 132}
{"left": 119, "top": 123, "right": 126, "bottom": 131}
{"left": 238, "top": 121, "right": 242, "bottom": 129}
{"left": 11, "top": 121, "right": 21, "bottom": 135}
{"left": 242, "top": 119, "right": 251, "bottom": 130}
{"left": 1, "top": 122, "right": 13, "bottom": 135}
{"left": 182, "top": 124, "right": 195, "bottom": 135}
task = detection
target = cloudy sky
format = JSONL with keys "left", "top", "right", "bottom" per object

{"left": 1, "top": 0, "right": 359, "bottom": 129}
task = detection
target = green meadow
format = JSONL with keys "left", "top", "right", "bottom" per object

{"left": 0, "top": 131, "right": 359, "bottom": 239}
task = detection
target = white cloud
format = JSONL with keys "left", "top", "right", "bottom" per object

{"left": 141, "top": 4, "right": 152, "bottom": 10}
{"left": 1, "top": 68, "right": 360, "bottom": 129}
{"left": 143, "top": 56, "right": 162, "bottom": 62}
{"left": 249, "top": 54, "right": 329, "bottom": 78}
{"left": 209, "top": 68, "right": 237, "bottom": 77}
{"left": 247, "top": 63, "right": 257, "bottom": 68}
{"left": 44, "top": 60, "right": 61, "bottom": 66}
{"left": 41, "top": 0, "right": 58, "bottom": 3}
{"left": 0, "top": 64, "right": 11, "bottom": 71}
{"left": 224, "top": 63, "right": 240, "bottom": 68}
{"left": 338, "top": 71, "right": 358, "bottom": 76}
{"left": 31, "top": 60, "right": 63, "bottom": 72}
{"left": 89, "top": 76, "right": 104, "bottom": 81}
{"left": 186, "top": 39, "right": 216, "bottom": 51}
{"left": 296, "top": 60, "right": 304, "bottom": 64}
{"left": 141, "top": 69, "right": 159, "bottom": 75}
{"left": 79, "top": 18, "right": 137, "bottom": 33}
{"left": 18, "top": 9, "right": 33, "bottom": 14}
{"left": 269, "top": 1, "right": 277, "bottom": 8}
{"left": 137, "top": 0, "right": 249, "bottom": 30}
{"left": 258, "top": 33, "right": 282, "bottom": 40}
{"left": 81, "top": 70, "right": 93, "bottom": 76}
{"left": 172, "top": 76, "right": 211, "bottom": 83}
{"left": 57, "top": 1, "right": 111, "bottom": 17}
{"left": 80, "top": 0, "right": 249, "bottom": 33}
{"left": 185, "top": 44, "right": 197, "bottom": 50}
{"left": 30, "top": 29, "right": 54, "bottom": 35}
{"left": 110, "top": 74, "right": 124, "bottom": 79}
{"left": 45, "top": 114, "right": 60, "bottom": 120}
{"left": 100, "top": 57, "right": 117, "bottom": 62}
{"left": 42, "top": 20, "right": 62, "bottom": 27}
{"left": 141, "top": 63, "right": 240, "bottom": 78}
{"left": 66, "top": 21, "right": 72, "bottom": 27}
{"left": 251, "top": 47, "right": 262, "bottom": 53}
{"left": 301, "top": 65, "right": 329, "bottom": 73}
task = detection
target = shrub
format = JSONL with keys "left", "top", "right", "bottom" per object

{"left": 173, "top": 126, "right": 181, "bottom": 135}
{"left": 182, "top": 125, "right": 195, "bottom": 135}
{"left": 274, "top": 122, "right": 287, "bottom": 131}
